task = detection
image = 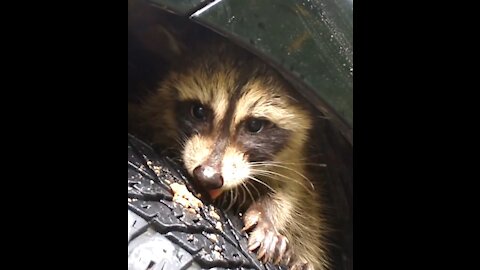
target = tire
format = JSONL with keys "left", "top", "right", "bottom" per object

{"left": 128, "top": 134, "right": 286, "bottom": 270}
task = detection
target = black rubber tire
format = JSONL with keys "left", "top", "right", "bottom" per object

{"left": 128, "top": 134, "right": 286, "bottom": 270}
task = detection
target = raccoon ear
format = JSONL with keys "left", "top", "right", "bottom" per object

{"left": 128, "top": 0, "right": 188, "bottom": 63}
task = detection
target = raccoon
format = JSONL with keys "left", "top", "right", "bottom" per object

{"left": 128, "top": 38, "right": 330, "bottom": 270}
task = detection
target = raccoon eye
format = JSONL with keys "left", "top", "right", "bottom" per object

{"left": 190, "top": 103, "right": 207, "bottom": 121}
{"left": 246, "top": 118, "right": 269, "bottom": 133}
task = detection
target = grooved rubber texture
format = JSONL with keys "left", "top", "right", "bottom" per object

{"left": 128, "top": 134, "right": 286, "bottom": 270}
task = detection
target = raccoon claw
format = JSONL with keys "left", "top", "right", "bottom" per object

{"left": 288, "top": 256, "right": 313, "bottom": 270}
{"left": 242, "top": 202, "right": 291, "bottom": 265}
{"left": 247, "top": 225, "right": 289, "bottom": 264}
{"left": 241, "top": 209, "right": 260, "bottom": 232}
{"left": 290, "top": 262, "right": 312, "bottom": 270}
{"left": 244, "top": 211, "right": 289, "bottom": 265}
{"left": 275, "top": 235, "right": 289, "bottom": 264}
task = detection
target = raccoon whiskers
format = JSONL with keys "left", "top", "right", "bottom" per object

{"left": 246, "top": 181, "right": 261, "bottom": 199}
{"left": 251, "top": 161, "right": 327, "bottom": 169}
{"left": 252, "top": 162, "right": 315, "bottom": 190}
{"left": 174, "top": 131, "right": 189, "bottom": 149}
{"left": 233, "top": 186, "right": 239, "bottom": 205}
{"left": 251, "top": 169, "right": 304, "bottom": 188}
{"left": 241, "top": 182, "right": 256, "bottom": 205}
{"left": 214, "top": 185, "right": 251, "bottom": 211}
{"left": 239, "top": 183, "right": 247, "bottom": 209}
{"left": 226, "top": 188, "right": 237, "bottom": 212}
{"left": 250, "top": 162, "right": 311, "bottom": 183}
{"left": 247, "top": 176, "right": 276, "bottom": 194}
{"left": 217, "top": 192, "right": 227, "bottom": 208}
{"left": 250, "top": 168, "right": 314, "bottom": 192}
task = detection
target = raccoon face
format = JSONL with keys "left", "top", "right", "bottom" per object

{"left": 149, "top": 44, "right": 312, "bottom": 199}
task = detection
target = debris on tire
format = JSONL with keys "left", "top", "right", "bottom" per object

{"left": 170, "top": 182, "right": 204, "bottom": 211}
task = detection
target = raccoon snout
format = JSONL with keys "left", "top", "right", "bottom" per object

{"left": 193, "top": 165, "right": 224, "bottom": 190}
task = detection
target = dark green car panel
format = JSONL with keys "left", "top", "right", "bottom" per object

{"left": 148, "top": 0, "right": 208, "bottom": 15}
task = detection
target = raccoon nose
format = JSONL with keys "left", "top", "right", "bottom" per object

{"left": 193, "top": 165, "right": 224, "bottom": 190}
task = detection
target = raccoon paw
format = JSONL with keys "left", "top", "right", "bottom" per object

{"left": 242, "top": 207, "right": 290, "bottom": 265}
{"left": 289, "top": 259, "right": 313, "bottom": 270}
